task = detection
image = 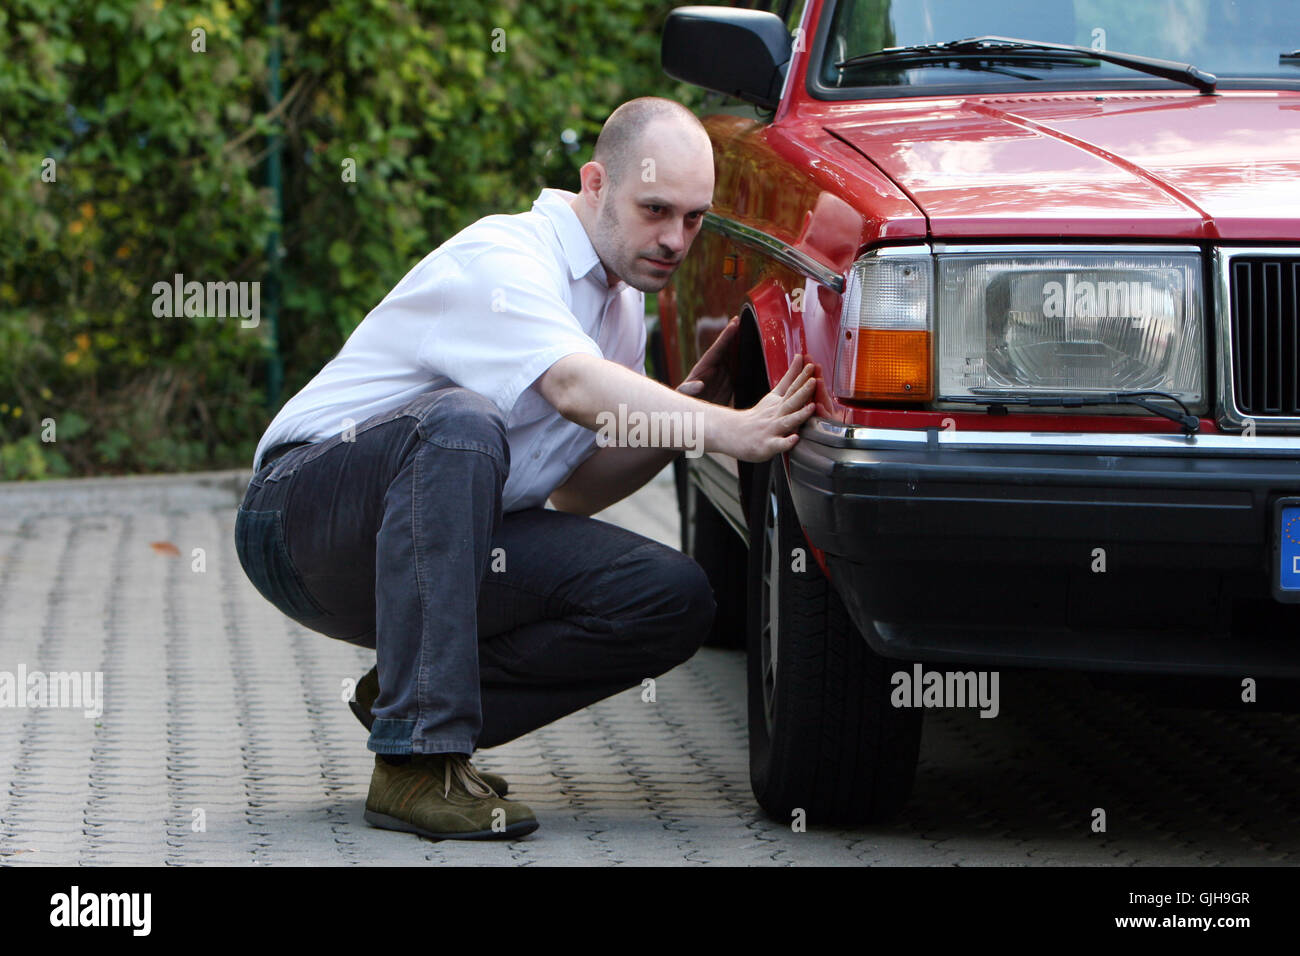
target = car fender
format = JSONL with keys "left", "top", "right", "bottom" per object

{"left": 742, "top": 277, "right": 832, "bottom": 581}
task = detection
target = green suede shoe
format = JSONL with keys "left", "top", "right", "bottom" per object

{"left": 364, "top": 754, "right": 538, "bottom": 841}
{"left": 349, "top": 666, "right": 510, "bottom": 796}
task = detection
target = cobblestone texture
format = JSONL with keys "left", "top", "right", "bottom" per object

{"left": 0, "top": 467, "right": 1298, "bottom": 865}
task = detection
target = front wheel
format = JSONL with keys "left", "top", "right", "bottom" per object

{"left": 745, "top": 453, "right": 922, "bottom": 824}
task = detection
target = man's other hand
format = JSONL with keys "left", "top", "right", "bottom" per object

{"left": 676, "top": 314, "right": 738, "bottom": 406}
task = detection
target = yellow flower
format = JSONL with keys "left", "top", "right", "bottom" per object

{"left": 116, "top": 244, "right": 130, "bottom": 259}
{"left": 11, "top": 407, "right": 20, "bottom": 418}
{"left": 68, "top": 220, "right": 85, "bottom": 236}
{"left": 78, "top": 202, "right": 95, "bottom": 220}
{"left": 0, "top": 403, "right": 8, "bottom": 413}
{"left": 75, "top": 332, "right": 91, "bottom": 351}
{"left": 63, "top": 351, "right": 81, "bottom": 366}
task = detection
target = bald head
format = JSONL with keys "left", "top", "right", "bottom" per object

{"left": 570, "top": 97, "right": 714, "bottom": 293}
{"left": 593, "top": 97, "right": 710, "bottom": 188}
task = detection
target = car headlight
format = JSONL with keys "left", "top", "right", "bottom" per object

{"left": 936, "top": 250, "right": 1204, "bottom": 407}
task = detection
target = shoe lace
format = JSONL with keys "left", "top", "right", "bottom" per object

{"left": 444, "top": 754, "right": 496, "bottom": 799}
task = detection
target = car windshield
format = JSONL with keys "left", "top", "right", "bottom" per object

{"left": 819, "top": 0, "right": 1299, "bottom": 91}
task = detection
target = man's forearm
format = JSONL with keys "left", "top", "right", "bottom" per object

{"left": 539, "top": 349, "right": 819, "bottom": 488}
{"left": 537, "top": 352, "right": 738, "bottom": 455}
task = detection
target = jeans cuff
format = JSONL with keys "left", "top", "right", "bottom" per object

{"left": 367, "top": 718, "right": 473, "bottom": 755}
{"left": 368, "top": 718, "right": 415, "bottom": 754}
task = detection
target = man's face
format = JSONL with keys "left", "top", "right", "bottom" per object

{"left": 589, "top": 127, "right": 714, "bottom": 293}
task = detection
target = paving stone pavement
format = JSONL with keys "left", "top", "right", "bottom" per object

{"left": 1, "top": 466, "right": 1298, "bottom": 866}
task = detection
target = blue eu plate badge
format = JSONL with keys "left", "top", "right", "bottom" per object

{"left": 1273, "top": 499, "right": 1300, "bottom": 602}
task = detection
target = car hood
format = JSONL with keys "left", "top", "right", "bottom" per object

{"left": 824, "top": 92, "right": 1300, "bottom": 240}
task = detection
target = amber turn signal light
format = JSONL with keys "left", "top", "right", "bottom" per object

{"left": 838, "top": 328, "right": 932, "bottom": 401}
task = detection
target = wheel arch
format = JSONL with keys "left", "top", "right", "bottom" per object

{"left": 736, "top": 280, "right": 832, "bottom": 580}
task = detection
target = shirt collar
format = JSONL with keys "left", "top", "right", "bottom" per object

{"left": 532, "top": 187, "right": 626, "bottom": 293}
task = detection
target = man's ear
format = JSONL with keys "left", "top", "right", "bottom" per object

{"left": 578, "top": 160, "right": 610, "bottom": 205}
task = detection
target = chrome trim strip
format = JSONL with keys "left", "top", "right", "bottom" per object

{"left": 804, "top": 417, "right": 1300, "bottom": 457}
{"left": 702, "top": 212, "right": 845, "bottom": 293}
{"left": 1215, "top": 246, "right": 1300, "bottom": 432}
{"left": 687, "top": 452, "right": 748, "bottom": 545}
{"left": 931, "top": 242, "right": 1202, "bottom": 256}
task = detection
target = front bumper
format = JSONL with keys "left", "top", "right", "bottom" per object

{"left": 788, "top": 420, "right": 1300, "bottom": 677}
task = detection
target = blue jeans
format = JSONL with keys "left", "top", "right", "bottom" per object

{"left": 234, "top": 385, "right": 715, "bottom": 755}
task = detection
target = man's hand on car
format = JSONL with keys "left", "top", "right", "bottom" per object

{"left": 717, "top": 353, "right": 817, "bottom": 462}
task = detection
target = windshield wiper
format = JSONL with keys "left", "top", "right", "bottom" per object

{"left": 837, "top": 35, "right": 1217, "bottom": 94}
{"left": 941, "top": 389, "right": 1201, "bottom": 435}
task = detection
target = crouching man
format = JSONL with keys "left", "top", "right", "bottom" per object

{"left": 234, "top": 97, "right": 818, "bottom": 841}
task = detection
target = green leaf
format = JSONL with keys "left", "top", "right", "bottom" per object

{"left": 327, "top": 240, "right": 352, "bottom": 266}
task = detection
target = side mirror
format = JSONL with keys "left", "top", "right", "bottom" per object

{"left": 662, "top": 6, "right": 792, "bottom": 110}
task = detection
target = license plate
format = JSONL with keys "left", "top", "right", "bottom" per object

{"left": 1272, "top": 498, "right": 1300, "bottom": 603}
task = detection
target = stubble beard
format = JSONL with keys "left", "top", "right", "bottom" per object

{"left": 595, "top": 196, "right": 674, "bottom": 294}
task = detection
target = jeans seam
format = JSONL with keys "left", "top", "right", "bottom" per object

{"left": 420, "top": 433, "right": 506, "bottom": 470}
{"left": 412, "top": 442, "right": 429, "bottom": 743}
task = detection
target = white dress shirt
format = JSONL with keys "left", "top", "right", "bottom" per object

{"left": 252, "top": 188, "right": 646, "bottom": 512}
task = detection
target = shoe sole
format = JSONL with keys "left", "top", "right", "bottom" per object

{"left": 364, "top": 809, "right": 538, "bottom": 841}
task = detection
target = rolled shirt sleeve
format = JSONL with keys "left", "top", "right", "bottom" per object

{"left": 414, "top": 248, "right": 605, "bottom": 418}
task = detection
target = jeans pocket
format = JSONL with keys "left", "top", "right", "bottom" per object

{"left": 234, "top": 506, "right": 327, "bottom": 621}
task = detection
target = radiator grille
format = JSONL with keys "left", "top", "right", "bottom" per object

{"left": 1230, "top": 256, "right": 1300, "bottom": 416}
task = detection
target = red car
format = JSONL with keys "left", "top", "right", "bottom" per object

{"left": 653, "top": 1, "right": 1300, "bottom": 823}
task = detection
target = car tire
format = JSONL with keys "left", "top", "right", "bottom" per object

{"left": 745, "top": 452, "right": 923, "bottom": 824}
{"left": 675, "top": 456, "right": 748, "bottom": 648}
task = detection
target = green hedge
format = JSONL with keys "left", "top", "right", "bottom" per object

{"left": 0, "top": 0, "right": 704, "bottom": 479}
